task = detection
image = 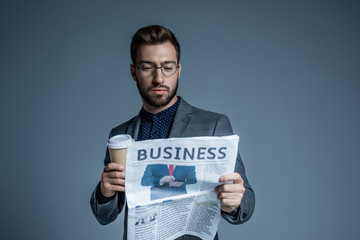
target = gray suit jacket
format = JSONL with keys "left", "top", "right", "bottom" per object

{"left": 90, "top": 98, "right": 255, "bottom": 240}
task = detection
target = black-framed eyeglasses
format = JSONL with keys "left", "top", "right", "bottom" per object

{"left": 134, "top": 62, "right": 179, "bottom": 77}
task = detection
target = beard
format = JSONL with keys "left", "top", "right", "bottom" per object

{"left": 136, "top": 77, "right": 179, "bottom": 108}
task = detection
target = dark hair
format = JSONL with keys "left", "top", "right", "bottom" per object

{"left": 130, "top": 25, "right": 181, "bottom": 64}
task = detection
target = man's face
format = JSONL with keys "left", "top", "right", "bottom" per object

{"left": 130, "top": 41, "right": 181, "bottom": 112}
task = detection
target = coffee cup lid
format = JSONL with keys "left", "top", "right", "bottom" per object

{"left": 107, "top": 134, "right": 134, "bottom": 149}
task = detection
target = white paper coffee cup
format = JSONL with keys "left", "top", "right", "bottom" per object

{"left": 107, "top": 134, "right": 134, "bottom": 164}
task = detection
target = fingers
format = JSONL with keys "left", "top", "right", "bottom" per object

{"left": 216, "top": 189, "right": 244, "bottom": 213}
{"left": 219, "top": 172, "right": 243, "bottom": 184}
{"left": 169, "top": 181, "right": 183, "bottom": 187}
{"left": 216, "top": 191, "right": 241, "bottom": 199}
{"left": 221, "top": 204, "right": 238, "bottom": 213}
{"left": 215, "top": 181, "right": 245, "bottom": 195}
{"left": 101, "top": 179, "right": 125, "bottom": 193}
{"left": 215, "top": 172, "right": 246, "bottom": 213}
{"left": 104, "top": 163, "right": 125, "bottom": 172}
{"left": 103, "top": 176, "right": 125, "bottom": 186}
{"left": 102, "top": 170, "right": 125, "bottom": 180}
{"left": 101, "top": 163, "right": 126, "bottom": 196}
{"left": 161, "top": 176, "right": 175, "bottom": 182}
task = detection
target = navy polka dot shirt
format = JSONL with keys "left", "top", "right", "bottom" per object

{"left": 137, "top": 97, "right": 181, "bottom": 141}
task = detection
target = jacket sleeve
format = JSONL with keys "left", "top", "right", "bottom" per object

{"left": 141, "top": 165, "right": 160, "bottom": 187}
{"left": 213, "top": 114, "right": 255, "bottom": 224}
{"left": 90, "top": 182, "right": 125, "bottom": 225}
{"left": 90, "top": 129, "right": 126, "bottom": 225}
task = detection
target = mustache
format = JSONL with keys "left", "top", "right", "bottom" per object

{"left": 148, "top": 84, "right": 169, "bottom": 91}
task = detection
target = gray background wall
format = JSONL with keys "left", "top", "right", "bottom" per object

{"left": 1, "top": 1, "right": 359, "bottom": 239}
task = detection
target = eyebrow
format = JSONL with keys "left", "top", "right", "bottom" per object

{"left": 138, "top": 60, "right": 177, "bottom": 65}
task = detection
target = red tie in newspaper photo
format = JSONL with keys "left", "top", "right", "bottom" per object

{"left": 168, "top": 165, "right": 174, "bottom": 176}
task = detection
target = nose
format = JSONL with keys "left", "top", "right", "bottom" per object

{"left": 152, "top": 67, "right": 164, "bottom": 84}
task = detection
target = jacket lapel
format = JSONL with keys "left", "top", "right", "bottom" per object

{"left": 169, "top": 98, "right": 193, "bottom": 138}
{"left": 126, "top": 115, "right": 141, "bottom": 140}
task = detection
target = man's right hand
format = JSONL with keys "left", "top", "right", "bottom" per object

{"left": 100, "top": 163, "right": 126, "bottom": 198}
{"left": 159, "top": 175, "right": 175, "bottom": 185}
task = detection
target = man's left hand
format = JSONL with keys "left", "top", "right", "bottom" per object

{"left": 215, "top": 172, "right": 245, "bottom": 213}
{"left": 169, "top": 181, "right": 183, "bottom": 187}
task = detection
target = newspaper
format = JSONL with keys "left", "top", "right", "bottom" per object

{"left": 125, "top": 135, "right": 239, "bottom": 240}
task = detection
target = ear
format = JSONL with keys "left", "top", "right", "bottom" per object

{"left": 130, "top": 64, "right": 137, "bottom": 81}
{"left": 178, "top": 62, "right": 181, "bottom": 79}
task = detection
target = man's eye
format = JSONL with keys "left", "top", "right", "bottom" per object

{"left": 141, "top": 65, "right": 153, "bottom": 71}
{"left": 163, "top": 65, "right": 174, "bottom": 72}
